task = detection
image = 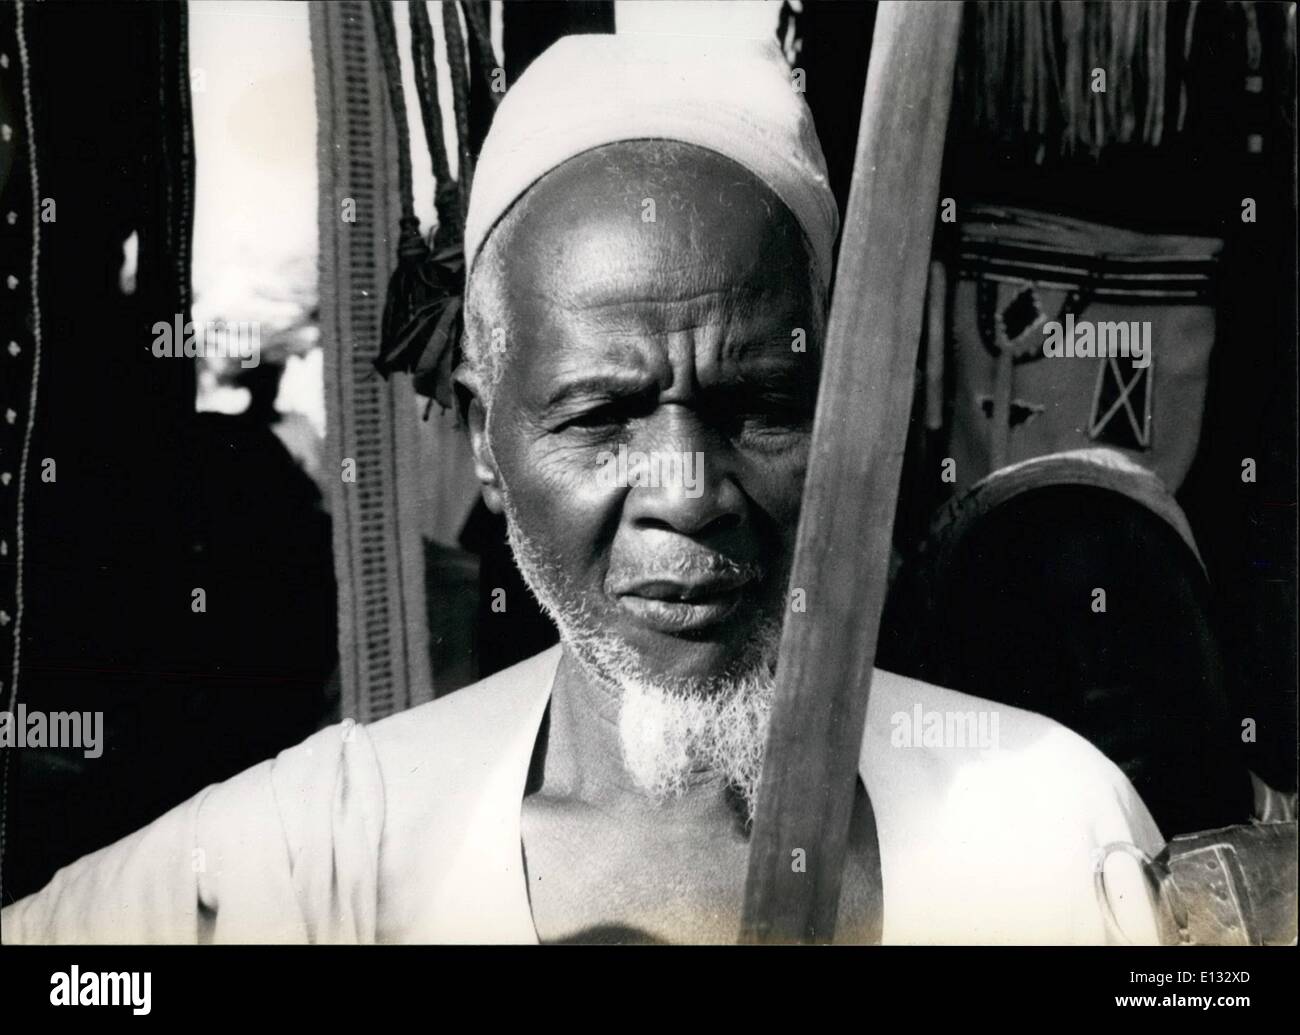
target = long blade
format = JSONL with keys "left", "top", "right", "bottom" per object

{"left": 740, "top": 0, "right": 963, "bottom": 944}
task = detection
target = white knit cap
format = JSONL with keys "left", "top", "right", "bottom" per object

{"left": 464, "top": 33, "right": 840, "bottom": 289}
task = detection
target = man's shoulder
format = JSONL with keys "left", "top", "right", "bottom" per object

{"left": 359, "top": 647, "right": 561, "bottom": 841}
{"left": 866, "top": 667, "right": 1131, "bottom": 786}
{"left": 865, "top": 669, "right": 1163, "bottom": 943}
{"left": 863, "top": 666, "right": 1162, "bottom": 861}
{"left": 365, "top": 645, "right": 561, "bottom": 764}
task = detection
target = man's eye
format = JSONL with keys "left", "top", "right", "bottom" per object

{"left": 562, "top": 404, "right": 628, "bottom": 431}
{"left": 738, "top": 416, "right": 808, "bottom": 440}
{"left": 717, "top": 399, "right": 810, "bottom": 433}
{"left": 558, "top": 392, "right": 657, "bottom": 432}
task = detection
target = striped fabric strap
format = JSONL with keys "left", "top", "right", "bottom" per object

{"left": 957, "top": 204, "right": 1222, "bottom": 303}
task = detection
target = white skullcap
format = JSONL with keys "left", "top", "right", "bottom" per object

{"left": 464, "top": 33, "right": 840, "bottom": 290}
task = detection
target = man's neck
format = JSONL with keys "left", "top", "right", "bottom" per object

{"left": 519, "top": 644, "right": 882, "bottom": 944}
{"left": 534, "top": 646, "right": 742, "bottom": 825}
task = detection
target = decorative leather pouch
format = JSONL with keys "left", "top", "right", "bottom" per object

{"left": 947, "top": 204, "right": 1222, "bottom": 492}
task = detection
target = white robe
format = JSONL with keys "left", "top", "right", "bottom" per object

{"left": 1, "top": 646, "right": 1164, "bottom": 944}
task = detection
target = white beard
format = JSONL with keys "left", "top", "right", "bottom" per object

{"left": 615, "top": 661, "right": 775, "bottom": 822}
{"left": 501, "top": 492, "right": 781, "bottom": 822}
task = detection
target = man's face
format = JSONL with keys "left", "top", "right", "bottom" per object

{"left": 466, "top": 142, "right": 822, "bottom": 693}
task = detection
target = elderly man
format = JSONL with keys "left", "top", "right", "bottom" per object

{"left": 1, "top": 34, "right": 1163, "bottom": 945}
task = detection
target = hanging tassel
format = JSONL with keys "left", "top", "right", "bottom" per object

{"left": 1060, "top": 0, "right": 1084, "bottom": 154}
{"left": 1178, "top": 0, "right": 1201, "bottom": 132}
{"left": 1038, "top": 0, "right": 1060, "bottom": 163}
{"left": 462, "top": 0, "right": 501, "bottom": 109}
{"left": 369, "top": 0, "right": 466, "bottom": 411}
{"left": 376, "top": 218, "right": 466, "bottom": 409}
{"left": 1114, "top": 0, "right": 1140, "bottom": 144}
{"left": 1147, "top": 1, "right": 1167, "bottom": 146}
{"left": 443, "top": 1, "right": 475, "bottom": 216}
{"left": 409, "top": 0, "right": 461, "bottom": 245}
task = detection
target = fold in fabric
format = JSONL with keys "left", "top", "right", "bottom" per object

{"left": 2, "top": 722, "right": 386, "bottom": 944}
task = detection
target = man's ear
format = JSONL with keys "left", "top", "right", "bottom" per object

{"left": 454, "top": 364, "right": 506, "bottom": 514}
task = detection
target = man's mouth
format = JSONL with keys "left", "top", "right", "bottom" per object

{"left": 612, "top": 573, "right": 755, "bottom": 634}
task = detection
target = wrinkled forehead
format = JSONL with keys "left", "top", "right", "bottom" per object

{"left": 481, "top": 140, "right": 820, "bottom": 325}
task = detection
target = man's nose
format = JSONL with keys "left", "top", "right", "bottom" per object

{"left": 620, "top": 413, "right": 745, "bottom": 538}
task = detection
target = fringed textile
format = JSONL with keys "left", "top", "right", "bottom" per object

{"left": 959, "top": 1, "right": 1190, "bottom": 159}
